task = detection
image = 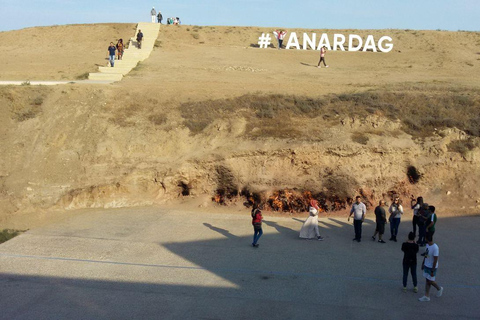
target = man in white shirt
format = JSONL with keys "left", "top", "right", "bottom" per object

{"left": 419, "top": 234, "right": 444, "bottom": 301}
{"left": 348, "top": 196, "right": 366, "bottom": 242}
{"left": 151, "top": 7, "right": 156, "bottom": 23}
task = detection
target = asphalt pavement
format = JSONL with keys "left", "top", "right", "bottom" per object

{"left": 0, "top": 207, "right": 479, "bottom": 320}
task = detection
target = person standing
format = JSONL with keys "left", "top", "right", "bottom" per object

{"left": 116, "top": 39, "right": 124, "bottom": 60}
{"left": 107, "top": 42, "right": 116, "bottom": 67}
{"left": 388, "top": 197, "right": 403, "bottom": 242}
{"left": 348, "top": 196, "right": 366, "bottom": 242}
{"left": 417, "top": 203, "right": 431, "bottom": 247}
{"left": 317, "top": 46, "right": 329, "bottom": 68}
{"left": 273, "top": 30, "right": 287, "bottom": 49}
{"left": 372, "top": 200, "right": 387, "bottom": 243}
{"left": 426, "top": 205, "right": 437, "bottom": 239}
{"left": 251, "top": 208, "right": 263, "bottom": 247}
{"left": 299, "top": 199, "right": 324, "bottom": 241}
{"left": 151, "top": 7, "right": 156, "bottom": 23}
{"left": 157, "top": 11, "right": 163, "bottom": 24}
{"left": 401, "top": 232, "right": 419, "bottom": 292}
{"left": 419, "top": 234, "right": 443, "bottom": 301}
{"left": 136, "top": 29, "right": 144, "bottom": 49}
{"left": 411, "top": 196, "right": 423, "bottom": 237}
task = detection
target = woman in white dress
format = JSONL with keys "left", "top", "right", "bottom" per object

{"left": 300, "top": 199, "right": 324, "bottom": 240}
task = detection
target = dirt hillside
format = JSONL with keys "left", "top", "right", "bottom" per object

{"left": 0, "top": 24, "right": 479, "bottom": 228}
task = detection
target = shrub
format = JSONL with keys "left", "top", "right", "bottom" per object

{"left": 447, "top": 138, "right": 479, "bottom": 157}
{"left": 0, "top": 229, "right": 21, "bottom": 244}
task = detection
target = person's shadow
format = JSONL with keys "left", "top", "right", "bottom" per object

{"left": 263, "top": 220, "right": 299, "bottom": 239}
{"left": 203, "top": 223, "right": 238, "bottom": 239}
{"left": 300, "top": 62, "right": 317, "bottom": 68}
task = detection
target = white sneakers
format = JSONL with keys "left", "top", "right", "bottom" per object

{"left": 418, "top": 287, "right": 443, "bottom": 302}
{"left": 436, "top": 287, "right": 444, "bottom": 297}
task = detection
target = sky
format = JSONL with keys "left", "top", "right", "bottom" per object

{"left": 0, "top": 0, "right": 478, "bottom": 32}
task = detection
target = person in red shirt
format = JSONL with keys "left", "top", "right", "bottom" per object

{"left": 251, "top": 208, "right": 263, "bottom": 247}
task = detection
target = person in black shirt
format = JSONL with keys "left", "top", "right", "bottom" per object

{"left": 401, "top": 232, "right": 419, "bottom": 292}
{"left": 136, "top": 30, "right": 144, "bottom": 49}
{"left": 372, "top": 200, "right": 387, "bottom": 243}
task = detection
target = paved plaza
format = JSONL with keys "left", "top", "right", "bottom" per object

{"left": 1, "top": 207, "right": 479, "bottom": 319}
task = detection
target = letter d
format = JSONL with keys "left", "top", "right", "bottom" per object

{"left": 348, "top": 35, "right": 362, "bottom": 52}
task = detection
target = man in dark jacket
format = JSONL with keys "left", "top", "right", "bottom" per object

{"left": 136, "top": 30, "right": 144, "bottom": 49}
{"left": 372, "top": 200, "right": 387, "bottom": 243}
{"left": 157, "top": 11, "right": 163, "bottom": 24}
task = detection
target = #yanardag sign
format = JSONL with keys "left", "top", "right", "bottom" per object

{"left": 258, "top": 32, "right": 394, "bottom": 53}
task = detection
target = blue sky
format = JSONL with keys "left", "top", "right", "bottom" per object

{"left": 0, "top": 0, "right": 478, "bottom": 32}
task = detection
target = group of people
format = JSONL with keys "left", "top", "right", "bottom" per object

{"left": 250, "top": 194, "right": 442, "bottom": 302}
{"left": 368, "top": 195, "right": 437, "bottom": 246}
{"left": 107, "top": 39, "right": 125, "bottom": 67}
{"left": 272, "top": 29, "right": 329, "bottom": 68}
{"left": 150, "top": 7, "right": 180, "bottom": 25}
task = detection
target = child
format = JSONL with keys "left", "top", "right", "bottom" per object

{"left": 251, "top": 208, "right": 263, "bottom": 247}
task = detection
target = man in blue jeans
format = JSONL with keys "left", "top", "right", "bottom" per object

{"left": 107, "top": 42, "right": 116, "bottom": 67}
{"left": 348, "top": 196, "right": 366, "bottom": 242}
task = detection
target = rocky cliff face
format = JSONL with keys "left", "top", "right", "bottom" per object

{"left": 1, "top": 85, "right": 479, "bottom": 227}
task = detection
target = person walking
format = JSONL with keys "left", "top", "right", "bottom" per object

{"left": 116, "top": 39, "right": 124, "bottom": 60}
{"left": 426, "top": 205, "right": 437, "bottom": 239}
{"left": 417, "top": 203, "right": 431, "bottom": 247}
{"left": 388, "top": 197, "right": 403, "bottom": 242}
{"left": 251, "top": 208, "right": 263, "bottom": 247}
{"left": 419, "top": 234, "right": 443, "bottom": 301}
{"left": 348, "top": 196, "right": 366, "bottom": 242}
{"left": 372, "top": 200, "right": 387, "bottom": 243}
{"left": 401, "top": 232, "right": 419, "bottom": 292}
{"left": 107, "top": 42, "right": 116, "bottom": 67}
{"left": 136, "top": 30, "right": 144, "bottom": 49}
{"left": 273, "top": 30, "right": 287, "bottom": 49}
{"left": 317, "top": 46, "right": 329, "bottom": 68}
{"left": 157, "top": 11, "right": 163, "bottom": 24}
{"left": 151, "top": 7, "right": 156, "bottom": 23}
{"left": 411, "top": 196, "right": 423, "bottom": 237}
{"left": 299, "top": 199, "right": 324, "bottom": 241}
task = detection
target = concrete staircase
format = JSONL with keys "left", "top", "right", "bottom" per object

{"left": 89, "top": 22, "right": 160, "bottom": 82}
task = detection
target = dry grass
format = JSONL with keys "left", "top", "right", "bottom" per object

{"left": 0, "top": 229, "right": 22, "bottom": 244}
{"left": 179, "top": 84, "right": 480, "bottom": 139}
{"left": 351, "top": 132, "right": 370, "bottom": 145}
{"left": 0, "top": 87, "right": 49, "bottom": 122}
{"left": 447, "top": 138, "right": 479, "bottom": 157}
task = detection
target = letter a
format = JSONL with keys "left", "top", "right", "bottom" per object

{"left": 286, "top": 32, "right": 300, "bottom": 50}
{"left": 363, "top": 35, "right": 377, "bottom": 52}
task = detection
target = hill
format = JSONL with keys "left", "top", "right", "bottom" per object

{"left": 0, "top": 24, "right": 479, "bottom": 228}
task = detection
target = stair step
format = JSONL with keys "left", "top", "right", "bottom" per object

{"left": 88, "top": 73, "right": 123, "bottom": 81}
{"left": 98, "top": 67, "right": 134, "bottom": 75}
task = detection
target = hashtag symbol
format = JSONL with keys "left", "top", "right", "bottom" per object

{"left": 257, "top": 33, "right": 271, "bottom": 48}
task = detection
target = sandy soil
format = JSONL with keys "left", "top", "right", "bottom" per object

{"left": 0, "top": 24, "right": 479, "bottom": 229}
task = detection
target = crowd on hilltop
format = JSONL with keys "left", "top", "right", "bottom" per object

{"left": 150, "top": 7, "right": 181, "bottom": 25}
{"left": 251, "top": 194, "right": 442, "bottom": 302}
